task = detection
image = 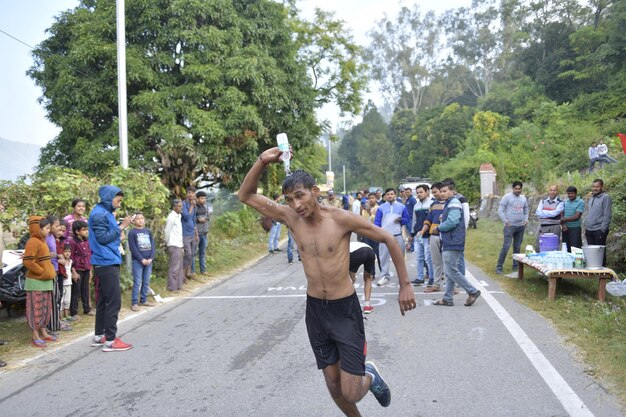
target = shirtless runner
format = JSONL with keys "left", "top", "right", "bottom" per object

{"left": 238, "top": 147, "right": 416, "bottom": 416}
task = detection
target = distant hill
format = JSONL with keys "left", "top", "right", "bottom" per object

{"left": 0, "top": 137, "right": 41, "bottom": 181}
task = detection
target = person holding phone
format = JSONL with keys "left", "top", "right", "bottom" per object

{"left": 88, "top": 186, "right": 134, "bottom": 352}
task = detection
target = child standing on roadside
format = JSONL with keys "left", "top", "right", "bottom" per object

{"left": 23, "top": 216, "right": 58, "bottom": 348}
{"left": 69, "top": 220, "right": 94, "bottom": 320}
{"left": 58, "top": 244, "right": 73, "bottom": 322}
{"left": 45, "top": 216, "right": 62, "bottom": 333}
{"left": 128, "top": 212, "right": 156, "bottom": 311}
{"left": 55, "top": 221, "right": 72, "bottom": 331}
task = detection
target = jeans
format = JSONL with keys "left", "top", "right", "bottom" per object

{"left": 589, "top": 155, "right": 616, "bottom": 172}
{"left": 93, "top": 265, "right": 122, "bottom": 342}
{"left": 415, "top": 236, "right": 434, "bottom": 283}
{"left": 497, "top": 225, "right": 526, "bottom": 271}
{"left": 131, "top": 259, "right": 153, "bottom": 305}
{"left": 268, "top": 222, "right": 282, "bottom": 251}
{"left": 287, "top": 231, "right": 299, "bottom": 262}
{"left": 442, "top": 250, "right": 478, "bottom": 303}
{"left": 196, "top": 233, "right": 208, "bottom": 273}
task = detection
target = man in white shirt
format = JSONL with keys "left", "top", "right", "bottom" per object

{"left": 597, "top": 139, "right": 617, "bottom": 163}
{"left": 351, "top": 192, "right": 363, "bottom": 215}
{"left": 164, "top": 199, "right": 184, "bottom": 291}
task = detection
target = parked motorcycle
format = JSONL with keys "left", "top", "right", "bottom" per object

{"left": 469, "top": 207, "right": 478, "bottom": 229}
{"left": 1, "top": 250, "right": 27, "bottom": 316}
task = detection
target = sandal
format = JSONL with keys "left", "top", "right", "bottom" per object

{"left": 42, "top": 334, "right": 58, "bottom": 342}
{"left": 465, "top": 290, "right": 481, "bottom": 306}
{"left": 433, "top": 299, "right": 454, "bottom": 306}
{"left": 32, "top": 339, "right": 48, "bottom": 348}
{"left": 424, "top": 286, "right": 441, "bottom": 293}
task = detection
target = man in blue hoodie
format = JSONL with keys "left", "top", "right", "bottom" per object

{"left": 433, "top": 182, "right": 481, "bottom": 307}
{"left": 88, "top": 185, "right": 133, "bottom": 352}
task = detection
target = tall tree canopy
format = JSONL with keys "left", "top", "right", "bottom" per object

{"left": 365, "top": 5, "right": 441, "bottom": 114}
{"left": 29, "top": 0, "right": 364, "bottom": 190}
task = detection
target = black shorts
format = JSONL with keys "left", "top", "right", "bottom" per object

{"left": 305, "top": 292, "right": 366, "bottom": 375}
{"left": 349, "top": 247, "right": 376, "bottom": 277}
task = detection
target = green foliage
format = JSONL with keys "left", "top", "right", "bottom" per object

{"left": 338, "top": 104, "right": 394, "bottom": 189}
{"left": 291, "top": 8, "right": 368, "bottom": 115}
{"left": 30, "top": 0, "right": 366, "bottom": 192}
{"left": 0, "top": 167, "right": 169, "bottom": 236}
{"left": 429, "top": 148, "right": 495, "bottom": 203}
{"left": 211, "top": 206, "right": 259, "bottom": 239}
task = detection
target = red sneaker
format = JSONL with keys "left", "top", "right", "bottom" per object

{"left": 363, "top": 305, "right": 374, "bottom": 314}
{"left": 102, "top": 337, "right": 133, "bottom": 352}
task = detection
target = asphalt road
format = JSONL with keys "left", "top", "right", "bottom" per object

{"left": 0, "top": 246, "right": 623, "bottom": 417}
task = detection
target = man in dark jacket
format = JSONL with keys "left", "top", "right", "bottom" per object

{"left": 433, "top": 182, "right": 480, "bottom": 307}
{"left": 88, "top": 185, "right": 133, "bottom": 352}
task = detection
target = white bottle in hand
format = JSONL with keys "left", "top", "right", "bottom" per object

{"left": 277, "top": 133, "right": 291, "bottom": 174}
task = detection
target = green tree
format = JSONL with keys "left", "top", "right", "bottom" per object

{"left": 291, "top": 8, "right": 368, "bottom": 116}
{"left": 29, "top": 0, "right": 364, "bottom": 191}
{"left": 442, "top": 0, "right": 503, "bottom": 97}
{"left": 338, "top": 104, "right": 393, "bottom": 188}
{"left": 365, "top": 5, "right": 441, "bottom": 114}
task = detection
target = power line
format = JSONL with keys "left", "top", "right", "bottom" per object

{"left": 0, "top": 28, "right": 36, "bottom": 50}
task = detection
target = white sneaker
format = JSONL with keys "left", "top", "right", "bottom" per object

{"left": 376, "top": 276, "right": 390, "bottom": 286}
{"left": 90, "top": 335, "right": 106, "bottom": 347}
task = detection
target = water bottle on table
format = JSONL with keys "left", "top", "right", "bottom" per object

{"left": 277, "top": 133, "right": 291, "bottom": 174}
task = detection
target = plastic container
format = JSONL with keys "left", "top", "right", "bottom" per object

{"left": 582, "top": 245, "right": 605, "bottom": 269}
{"left": 277, "top": 133, "right": 291, "bottom": 174}
{"left": 539, "top": 233, "right": 559, "bottom": 252}
{"left": 525, "top": 245, "right": 534, "bottom": 256}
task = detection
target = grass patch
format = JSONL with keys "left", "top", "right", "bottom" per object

{"left": 0, "top": 227, "right": 272, "bottom": 368}
{"left": 466, "top": 218, "right": 626, "bottom": 407}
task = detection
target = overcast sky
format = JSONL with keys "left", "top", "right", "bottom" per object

{"left": 0, "top": 0, "right": 470, "bottom": 147}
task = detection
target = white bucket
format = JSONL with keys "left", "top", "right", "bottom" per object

{"left": 582, "top": 245, "right": 605, "bottom": 269}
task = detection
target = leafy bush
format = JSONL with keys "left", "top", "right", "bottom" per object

{"left": 211, "top": 206, "right": 260, "bottom": 239}
{"left": 0, "top": 167, "right": 169, "bottom": 238}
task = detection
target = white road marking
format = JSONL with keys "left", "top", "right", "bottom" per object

{"left": 479, "top": 280, "right": 489, "bottom": 286}
{"left": 466, "top": 270, "right": 594, "bottom": 417}
{"left": 185, "top": 291, "right": 506, "bottom": 299}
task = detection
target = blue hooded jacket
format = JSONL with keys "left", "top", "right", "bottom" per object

{"left": 89, "top": 185, "right": 123, "bottom": 266}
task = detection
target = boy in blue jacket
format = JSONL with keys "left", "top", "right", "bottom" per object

{"left": 88, "top": 185, "right": 134, "bottom": 352}
{"left": 128, "top": 212, "right": 156, "bottom": 311}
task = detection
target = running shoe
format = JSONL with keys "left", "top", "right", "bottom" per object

{"left": 102, "top": 337, "right": 133, "bottom": 352}
{"left": 411, "top": 279, "right": 424, "bottom": 286}
{"left": 365, "top": 361, "right": 391, "bottom": 407}
{"left": 376, "top": 276, "right": 389, "bottom": 286}
{"left": 363, "top": 305, "right": 374, "bottom": 314}
{"left": 90, "top": 335, "right": 107, "bottom": 347}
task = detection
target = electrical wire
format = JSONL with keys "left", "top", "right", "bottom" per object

{"left": 0, "top": 28, "right": 36, "bottom": 50}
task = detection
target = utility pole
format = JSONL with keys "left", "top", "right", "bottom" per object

{"left": 116, "top": 0, "right": 128, "bottom": 169}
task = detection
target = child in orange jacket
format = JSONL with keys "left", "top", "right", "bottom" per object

{"left": 22, "top": 216, "right": 58, "bottom": 348}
